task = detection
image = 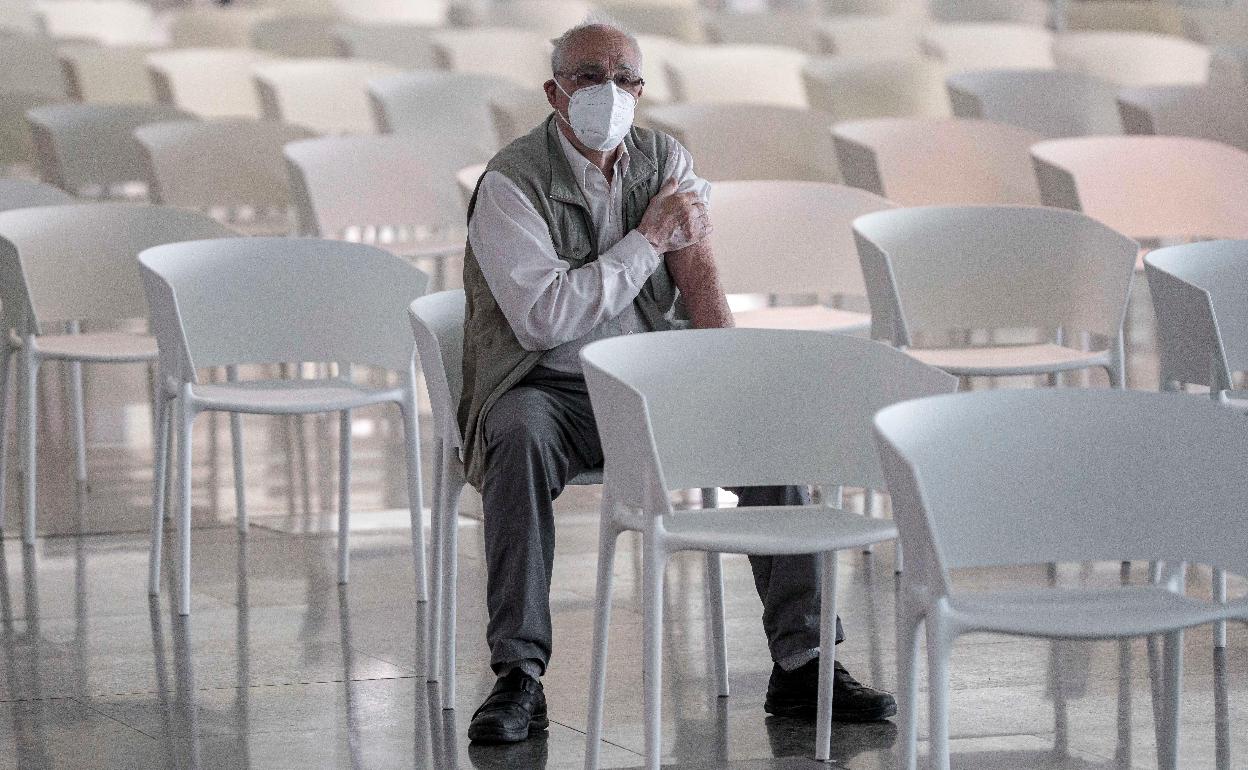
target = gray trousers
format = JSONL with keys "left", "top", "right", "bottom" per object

{"left": 480, "top": 365, "right": 842, "bottom": 675}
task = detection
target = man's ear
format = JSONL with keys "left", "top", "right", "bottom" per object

{"left": 543, "top": 79, "right": 558, "bottom": 109}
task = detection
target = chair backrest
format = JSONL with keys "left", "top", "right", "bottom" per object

{"left": 1053, "top": 32, "right": 1209, "bottom": 87}
{"left": 634, "top": 34, "right": 684, "bottom": 103}
{"left": 0, "top": 203, "right": 233, "bottom": 333}
{"left": 873, "top": 389, "right": 1248, "bottom": 592}
{"left": 1180, "top": 5, "right": 1248, "bottom": 47}
{"left": 0, "top": 178, "right": 74, "bottom": 211}
{"left": 664, "top": 44, "right": 810, "bottom": 108}
{"left": 0, "top": 32, "right": 69, "bottom": 96}
{"left": 703, "top": 10, "right": 820, "bottom": 52}
{"left": 138, "top": 237, "right": 428, "bottom": 383}
{"left": 0, "top": 0, "right": 40, "bottom": 35}
{"left": 1210, "top": 45, "right": 1248, "bottom": 95}
{"left": 1144, "top": 240, "right": 1248, "bottom": 390}
{"left": 833, "top": 117, "right": 1042, "bottom": 205}
{"left": 168, "top": 7, "right": 271, "bottom": 48}
{"left": 26, "top": 103, "right": 193, "bottom": 194}
{"left": 457, "top": 163, "right": 486, "bottom": 206}
{"left": 644, "top": 103, "right": 839, "bottom": 183}
{"left": 947, "top": 69, "right": 1122, "bottom": 138}
{"left": 58, "top": 43, "right": 156, "bottom": 104}
{"left": 0, "top": 89, "right": 59, "bottom": 168}
{"left": 1116, "top": 84, "right": 1248, "bottom": 155}
{"left": 709, "top": 180, "right": 892, "bottom": 297}
{"left": 487, "top": 0, "right": 594, "bottom": 37}
{"left": 136, "top": 118, "right": 315, "bottom": 213}
{"left": 369, "top": 70, "right": 524, "bottom": 161}
{"left": 254, "top": 58, "right": 401, "bottom": 135}
{"left": 581, "top": 329, "right": 958, "bottom": 511}
{"left": 929, "top": 0, "right": 1048, "bottom": 25}
{"left": 332, "top": 23, "right": 440, "bottom": 68}
{"left": 815, "top": 14, "right": 923, "bottom": 59}
{"left": 803, "top": 57, "right": 950, "bottom": 122}
{"left": 921, "top": 22, "right": 1055, "bottom": 72}
{"left": 249, "top": 13, "right": 340, "bottom": 57}
{"left": 332, "top": 0, "right": 446, "bottom": 24}
{"left": 852, "top": 205, "right": 1137, "bottom": 345}
{"left": 429, "top": 27, "right": 552, "bottom": 89}
{"left": 489, "top": 90, "right": 552, "bottom": 148}
{"left": 595, "top": 0, "right": 704, "bottom": 43}
{"left": 1031, "top": 135, "right": 1248, "bottom": 242}
{"left": 35, "top": 0, "right": 162, "bottom": 45}
{"left": 408, "top": 290, "right": 466, "bottom": 447}
{"left": 1062, "top": 0, "right": 1183, "bottom": 35}
{"left": 147, "top": 48, "right": 273, "bottom": 119}
{"left": 284, "top": 134, "right": 466, "bottom": 241}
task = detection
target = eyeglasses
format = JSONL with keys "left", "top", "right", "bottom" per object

{"left": 556, "top": 69, "right": 645, "bottom": 92}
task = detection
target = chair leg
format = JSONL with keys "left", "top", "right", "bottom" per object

{"left": 1159, "top": 630, "right": 1183, "bottom": 770}
{"left": 814, "top": 550, "right": 838, "bottom": 762}
{"left": 439, "top": 451, "right": 463, "bottom": 711}
{"left": 862, "top": 490, "right": 877, "bottom": 553}
{"left": 337, "top": 409, "right": 351, "bottom": 585}
{"left": 148, "top": 393, "right": 172, "bottom": 596}
{"left": 584, "top": 517, "right": 621, "bottom": 770}
{"left": 926, "top": 612, "right": 952, "bottom": 770}
{"left": 227, "top": 365, "right": 245, "bottom": 532}
{"left": 1213, "top": 568, "right": 1227, "bottom": 649}
{"left": 68, "top": 361, "right": 87, "bottom": 484}
{"left": 400, "top": 392, "right": 427, "bottom": 602}
{"left": 896, "top": 594, "right": 924, "bottom": 770}
{"left": 21, "top": 345, "right": 38, "bottom": 544}
{"left": 426, "top": 435, "right": 445, "bottom": 683}
{"left": 704, "top": 551, "right": 729, "bottom": 698}
{"left": 0, "top": 344, "right": 13, "bottom": 532}
{"left": 177, "top": 397, "right": 195, "bottom": 616}
{"left": 641, "top": 530, "right": 665, "bottom": 770}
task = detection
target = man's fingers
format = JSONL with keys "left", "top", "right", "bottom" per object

{"left": 658, "top": 178, "right": 679, "bottom": 198}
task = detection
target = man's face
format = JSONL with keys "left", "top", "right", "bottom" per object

{"left": 544, "top": 29, "right": 645, "bottom": 119}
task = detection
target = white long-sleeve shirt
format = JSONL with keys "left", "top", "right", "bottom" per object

{"left": 468, "top": 128, "right": 710, "bottom": 373}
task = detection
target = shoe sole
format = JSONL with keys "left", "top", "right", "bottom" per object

{"left": 764, "top": 700, "right": 897, "bottom": 723}
{"left": 467, "top": 713, "right": 549, "bottom": 744}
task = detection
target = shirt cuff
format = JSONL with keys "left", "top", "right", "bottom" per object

{"left": 599, "top": 228, "right": 664, "bottom": 287}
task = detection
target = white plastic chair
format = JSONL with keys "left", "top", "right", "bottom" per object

{"left": 429, "top": 27, "right": 552, "bottom": 89}
{"left": 1053, "top": 32, "right": 1210, "bottom": 88}
{"left": 1117, "top": 85, "right": 1248, "bottom": 155}
{"left": 853, "top": 205, "right": 1136, "bottom": 385}
{"left": 249, "top": 13, "right": 341, "bottom": 58}
{"left": 456, "top": 162, "right": 486, "bottom": 205}
{"left": 0, "top": 0, "right": 40, "bottom": 35}
{"left": 928, "top": 0, "right": 1048, "bottom": 25}
{"left": 0, "top": 178, "right": 74, "bottom": 211}
{"left": 369, "top": 71, "right": 523, "bottom": 161}
{"left": 332, "top": 23, "right": 440, "bottom": 69}
{"left": 921, "top": 22, "right": 1055, "bottom": 72}
{"left": 147, "top": 48, "right": 274, "bottom": 119}
{"left": 168, "top": 7, "right": 273, "bottom": 48}
{"left": 1062, "top": 0, "right": 1183, "bottom": 36}
{"left": 709, "top": 180, "right": 891, "bottom": 333}
{"left": 704, "top": 10, "right": 820, "bottom": 52}
{"left": 874, "top": 387, "right": 1248, "bottom": 770}
{"left": 489, "top": 90, "right": 553, "bottom": 148}
{"left": 487, "top": 0, "right": 594, "bottom": 37}
{"left": 35, "top": 0, "right": 164, "bottom": 46}
{"left": 331, "top": 0, "right": 448, "bottom": 26}
{"left": 0, "top": 33, "right": 69, "bottom": 98}
{"left": 803, "top": 57, "right": 951, "bottom": 122}
{"left": 139, "top": 237, "right": 430, "bottom": 615}
{"left": 580, "top": 329, "right": 957, "bottom": 768}
{"left": 25, "top": 103, "right": 193, "bottom": 199}
{"left": 0, "top": 203, "right": 234, "bottom": 543}
{"left": 408, "top": 290, "right": 607, "bottom": 710}
{"left": 815, "top": 13, "right": 924, "bottom": 59}
{"left": 254, "top": 58, "right": 402, "bottom": 135}
{"left": 664, "top": 44, "right": 810, "bottom": 108}
{"left": 833, "top": 117, "right": 1042, "bottom": 205}
{"left": 947, "top": 69, "right": 1121, "bottom": 137}
{"left": 634, "top": 34, "right": 684, "bottom": 104}
{"left": 644, "top": 103, "right": 839, "bottom": 182}
{"left": 824, "top": 0, "right": 924, "bottom": 14}
{"left": 135, "top": 118, "right": 315, "bottom": 235}
{"left": 595, "top": 0, "right": 704, "bottom": 42}
{"left": 1180, "top": 5, "right": 1248, "bottom": 47}
{"left": 58, "top": 43, "right": 157, "bottom": 105}
{"left": 1031, "top": 136, "right": 1248, "bottom": 246}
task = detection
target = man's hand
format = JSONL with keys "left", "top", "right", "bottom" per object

{"left": 636, "top": 178, "right": 712, "bottom": 253}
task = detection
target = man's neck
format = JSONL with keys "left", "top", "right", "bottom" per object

{"left": 556, "top": 119, "right": 622, "bottom": 183}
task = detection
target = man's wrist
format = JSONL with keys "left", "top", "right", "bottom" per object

{"left": 636, "top": 226, "right": 663, "bottom": 253}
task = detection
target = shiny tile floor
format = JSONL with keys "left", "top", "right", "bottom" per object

{"left": 1, "top": 287, "right": 1245, "bottom": 769}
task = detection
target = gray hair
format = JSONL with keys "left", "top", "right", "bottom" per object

{"left": 550, "top": 17, "right": 643, "bottom": 76}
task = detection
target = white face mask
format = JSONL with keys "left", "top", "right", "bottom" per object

{"left": 555, "top": 79, "right": 636, "bottom": 152}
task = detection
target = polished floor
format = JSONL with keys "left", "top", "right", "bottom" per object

{"left": 1, "top": 288, "right": 1245, "bottom": 769}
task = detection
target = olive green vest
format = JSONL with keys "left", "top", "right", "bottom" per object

{"left": 458, "top": 114, "right": 687, "bottom": 489}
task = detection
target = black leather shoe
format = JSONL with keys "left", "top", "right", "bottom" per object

{"left": 764, "top": 659, "right": 897, "bottom": 722}
{"left": 468, "top": 669, "right": 549, "bottom": 744}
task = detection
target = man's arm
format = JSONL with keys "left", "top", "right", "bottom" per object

{"left": 665, "top": 239, "right": 733, "bottom": 330}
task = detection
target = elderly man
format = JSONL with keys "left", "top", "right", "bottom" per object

{"left": 460, "top": 22, "right": 896, "bottom": 743}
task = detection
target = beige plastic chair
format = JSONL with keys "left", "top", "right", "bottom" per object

{"left": 331, "top": 0, "right": 448, "bottom": 26}
{"left": 1117, "top": 85, "right": 1248, "bottom": 155}
{"left": 370, "top": 71, "right": 525, "bottom": 161}
{"left": 833, "top": 117, "right": 1042, "bottom": 205}
{"left": 0, "top": 33, "right": 69, "bottom": 98}
{"left": 1209, "top": 45, "right": 1248, "bottom": 94}
{"left": 1062, "top": 0, "right": 1183, "bottom": 36}
{"left": 634, "top": 34, "right": 684, "bottom": 104}
{"left": 921, "top": 22, "right": 1056, "bottom": 72}
{"left": 947, "top": 69, "right": 1122, "bottom": 137}
{"left": 824, "top": 0, "right": 925, "bottom": 15}
{"left": 35, "top": 0, "right": 164, "bottom": 46}
{"left": 644, "top": 103, "right": 840, "bottom": 182}
{"left": 1032, "top": 136, "right": 1248, "bottom": 245}
{"left": 250, "top": 13, "right": 341, "bottom": 57}
{"left": 1180, "top": 5, "right": 1248, "bottom": 47}
{"left": 928, "top": 0, "right": 1048, "bottom": 25}
{"left": 148, "top": 48, "right": 273, "bottom": 120}
{"left": 665, "top": 44, "right": 809, "bottom": 108}
{"left": 710, "top": 180, "right": 891, "bottom": 333}
{"left": 0, "top": 203, "right": 234, "bottom": 544}
{"left": 58, "top": 43, "right": 157, "bottom": 104}
{"left": 168, "top": 7, "right": 273, "bottom": 48}
{"left": 332, "top": 23, "right": 440, "bottom": 69}
{"left": 26, "top": 103, "right": 192, "bottom": 198}
{"left": 595, "top": 0, "right": 704, "bottom": 42}
{"left": 0, "top": 179, "right": 74, "bottom": 211}
{"left": 815, "top": 14, "right": 924, "bottom": 59}
{"left": 489, "top": 90, "right": 553, "bottom": 148}
{"left": 429, "top": 28, "right": 552, "bottom": 89}
{"left": 136, "top": 118, "right": 315, "bottom": 235}
{"left": 254, "top": 58, "right": 402, "bottom": 135}
{"left": 456, "top": 162, "right": 486, "bottom": 205}
{"left": 854, "top": 205, "right": 1136, "bottom": 385}
{"left": 0, "top": 90, "right": 60, "bottom": 172}
{"left": 703, "top": 10, "right": 820, "bottom": 52}
{"left": 0, "top": 0, "right": 40, "bottom": 35}
{"left": 487, "top": 0, "right": 594, "bottom": 37}
{"left": 803, "top": 57, "right": 950, "bottom": 122}
{"left": 1053, "top": 32, "right": 1210, "bottom": 87}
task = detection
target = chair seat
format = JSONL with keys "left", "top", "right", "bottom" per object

{"left": 906, "top": 344, "right": 1109, "bottom": 377}
{"left": 1218, "top": 389, "right": 1248, "bottom": 411}
{"left": 32, "top": 331, "right": 158, "bottom": 363}
{"left": 947, "top": 585, "right": 1231, "bottom": 640}
{"left": 662, "top": 504, "right": 896, "bottom": 555}
{"left": 191, "top": 377, "right": 405, "bottom": 415}
{"left": 733, "top": 305, "right": 871, "bottom": 334}
{"left": 570, "top": 468, "right": 603, "bottom": 485}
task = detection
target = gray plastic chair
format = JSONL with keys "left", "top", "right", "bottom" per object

{"left": 57, "top": 43, "right": 157, "bottom": 105}
{"left": 703, "top": 9, "right": 821, "bottom": 51}
{"left": 929, "top": 0, "right": 1049, "bottom": 25}
{"left": 0, "top": 179, "right": 74, "bottom": 211}
{"left": 0, "top": 203, "right": 235, "bottom": 543}
{"left": 0, "top": 33, "right": 71, "bottom": 97}
{"left": 1117, "top": 84, "right": 1248, "bottom": 155}
{"left": 803, "top": 57, "right": 951, "bottom": 122}
{"left": 947, "top": 69, "right": 1122, "bottom": 138}
{"left": 140, "top": 237, "right": 429, "bottom": 615}
{"left": 332, "top": 22, "right": 441, "bottom": 69}
{"left": 853, "top": 205, "right": 1136, "bottom": 385}
{"left": 249, "top": 13, "right": 340, "bottom": 58}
